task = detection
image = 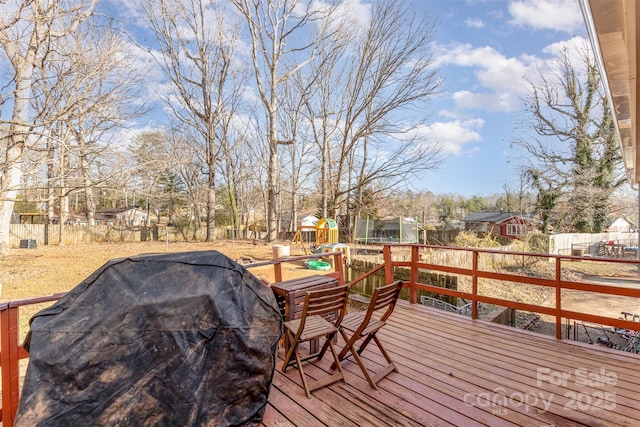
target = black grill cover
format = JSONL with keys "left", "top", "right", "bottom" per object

{"left": 16, "top": 251, "right": 282, "bottom": 427}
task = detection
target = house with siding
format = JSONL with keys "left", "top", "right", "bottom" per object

{"left": 606, "top": 216, "right": 634, "bottom": 232}
{"left": 95, "top": 208, "right": 148, "bottom": 227}
{"left": 462, "top": 211, "right": 536, "bottom": 239}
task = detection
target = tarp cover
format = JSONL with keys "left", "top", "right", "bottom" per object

{"left": 16, "top": 250, "right": 282, "bottom": 427}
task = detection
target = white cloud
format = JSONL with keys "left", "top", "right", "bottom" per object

{"left": 315, "top": 0, "right": 372, "bottom": 35}
{"left": 542, "top": 35, "right": 591, "bottom": 58}
{"left": 437, "top": 109, "right": 460, "bottom": 120}
{"left": 436, "top": 43, "right": 533, "bottom": 112}
{"left": 412, "top": 119, "right": 484, "bottom": 155}
{"left": 508, "top": 0, "right": 583, "bottom": 33}
{"left": 334, "top": 0, "right": 371, "bottom": 24}
{"left": 453, "top": 91, "right": 522, "bottom": 113}
{"left": 477, "top": 58, "right": 529, "bottom": 93}
{"left": 465, "top": 18, "right": 485, "bottom": 29}
{"left": 437, "top": 44, "right": 503, "bottom": 68}
{"left": 437, "top": 34, "right": 595, "bottom": 116}
{"left": 525, "top": 35, "right": 594, "bottom": 89}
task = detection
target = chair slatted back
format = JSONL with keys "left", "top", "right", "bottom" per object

{"left": 364, "top": 281, "right": 403, "bottom": 324}
{"left": 300, "top": 285, "right": 350, "bottom": 329}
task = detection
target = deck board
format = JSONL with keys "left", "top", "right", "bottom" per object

{"left": 263, "top": 301, "right": 640, "bottom": 426}
{"left": 384, "top": 307, "right": 636, "bottom": 426}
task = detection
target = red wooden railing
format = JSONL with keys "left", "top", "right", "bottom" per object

{"left": 2, "top": 245, "right": 640, "bottom": 425}
{"left": 350, "top": 244, "right": 640, "bottom": 338}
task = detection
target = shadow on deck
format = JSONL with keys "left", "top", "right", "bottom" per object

{"left": 263, "top": 301, "right": 640, "bottom": 426}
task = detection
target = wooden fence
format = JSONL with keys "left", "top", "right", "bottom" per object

{"left": 549, "top": 231, "right": 639, "bottom": 256}
{"left": 8, "top": 224, "right": 234, "bottom": 248}
{"left": 347, "top": 258, "right": 458, "bottom": 306}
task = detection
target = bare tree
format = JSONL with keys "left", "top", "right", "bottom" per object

{"left": 231, "top": 135, "right": 266, "bottom": 239}
{"left": 31, "top": 19, "right": 147, "bottom": 237}
{"left": 130, "top": 130, "right": 175, "bottom": 226}
{"left": 240, "top": 112, "right": 272, "bottom": 238}
{"left": 299, "top": 0, "right": 443, "bottom": 222}
{"left": 514, "top": 44, "right": 624, "bottom": 232}
{"left": 170, "top": 128, "right": 207, "bottom": 238}
{"left": 340, "top": 0, "right": 443, "bottom": 220}
{"left": 231, "top": 0, "right": 335, "bottom": 241}
{"left": 214, "top": 67, "right": 249, "bottom": 239}
{"left": 293, "top": 21, "right": 348, "bottom": 219}
{"left": 143, "top": 0, "right": 242, "bottom": 241}
{"left": 278, "top": 77, "right": 317, "bottom": 233}
{"left": 498, "top": 177, "right": 535, "bottom": 214}
{"left": 0, "top": 0, "right": 97, "bottom": 253}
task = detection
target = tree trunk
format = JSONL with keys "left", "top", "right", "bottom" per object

{"left": 47, "top": 144, "right": 56, "bottom": 226}
{"left": 76, "top": 130, "right": 96, "bottom": 226}
{"left": 58, "top": 147, "right": 70, "bottom": 246}
{"left": 0, "top": 143, "right": 25, "bottom": 253}
{"left": 224, "top": 143, "right": 239, "bottom": 238}
{"left": 321, "top": 123, "right": 329, "bottom": 219}
{"left": 0, "top": 72, "right": 32, "bottom": 253}
{"left": 267, "top": 102, "right": 278, "bottom": 242}
{"left": 205, "top": 161, "right": 216, "bottom": 242}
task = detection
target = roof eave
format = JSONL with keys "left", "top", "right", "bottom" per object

{"left": 580, "top": 0, "right": 639, "bottom": 188}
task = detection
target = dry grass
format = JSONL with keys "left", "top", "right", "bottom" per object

{"left": 0, "top": 241, "right": 293, "bottom": 301}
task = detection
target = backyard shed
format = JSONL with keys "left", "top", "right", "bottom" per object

{"left": 16, "top": 251, "right": 282, "bottom": 426}
{"left": 606, "top": 216, "right": 634, "bottom": 232}
{"left": 299, "top": 215, "right": 318, "bottom": 227}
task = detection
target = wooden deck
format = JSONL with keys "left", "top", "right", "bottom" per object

{"left": 262, "top": 301, "right": 640, "bottom": 426}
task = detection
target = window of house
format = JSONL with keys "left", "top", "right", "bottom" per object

{"left": 506, "top": 223, "right": 526, "bottom": 236}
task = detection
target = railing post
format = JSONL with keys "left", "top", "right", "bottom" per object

{"left": 383, "top": 245, "right": 394, "bottom": 284}
{"left": 333, "top": 253, "right": 345, "bottom": 285}
{"left": 555, "top": 256, "right": 562, "bottom": 339}
{"left": 1, "top": 305, "right": 20, "bottom": 427}
{"left": 409, "top": 245, "right": 419, "bottom": 303}
{"left": 471, "top": 250, "right": 478, "bottom": 319}
{"left": 274, "top": 262, "right": 283, "bottom": 283}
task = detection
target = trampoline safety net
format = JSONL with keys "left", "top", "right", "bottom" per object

{"left": 354, "top": 216, "right": 418, "bottom": 244}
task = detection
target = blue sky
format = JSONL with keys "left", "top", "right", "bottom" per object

{"left": 406, "top": 0, "right": 588, "bottom": 196}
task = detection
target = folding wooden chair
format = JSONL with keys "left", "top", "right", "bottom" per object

{"left": 282, "top": 284, "right": 350, "bottom": 398}
{"left": 335, "top": 280, "right": 403, "bottom": 389}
